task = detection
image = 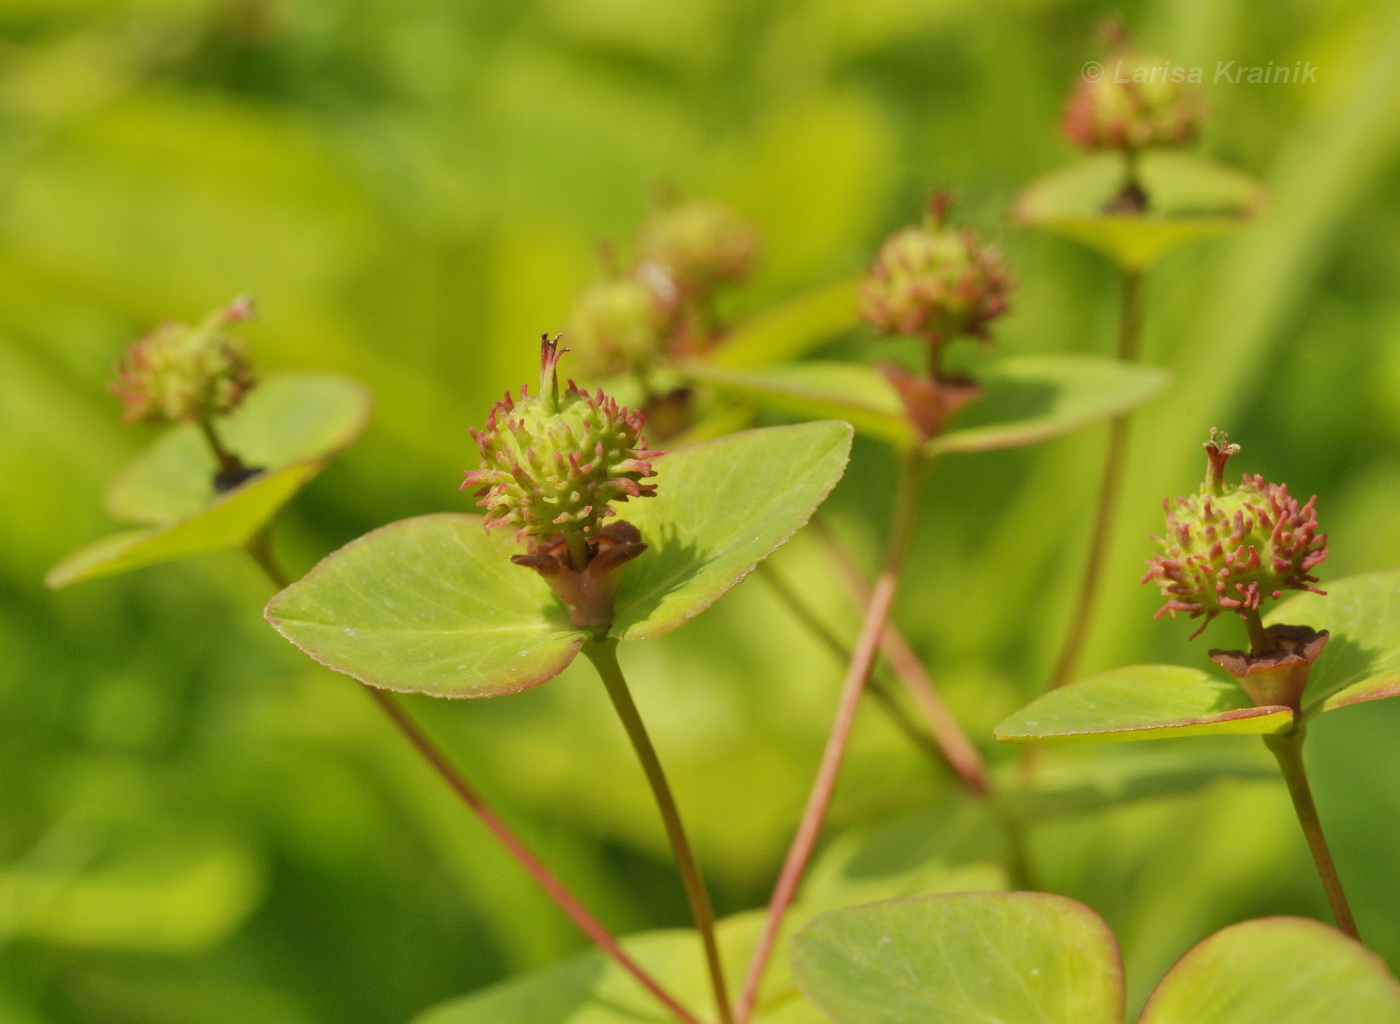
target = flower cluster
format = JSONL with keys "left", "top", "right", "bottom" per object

{"left": 1062, "top": 53, "right": 1208, "bottom": 154}
{"left": 860, "top": 194, "right": 1011, "bottom": 346}
{"left": 565, "top": 274, "right": 671, "bottom": 379}
{"left": 462, "top": 338, "right": 660, "bottom": 556}
{"left": 635, "top": 199, "right": 757, "bottom": 303}
{"left": 112, "top": 297, "right": 256, "bottom": 425}
{"left": 1142, "top": 431, "right": 1327, "bottom": 639}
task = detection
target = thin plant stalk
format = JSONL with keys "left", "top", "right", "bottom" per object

{"left": 757, "top": 566, "right": 960, "bottom": 778}
{"left": 735, "top": 451, "right": 929, "bottom": 1024}
{"left": 1264, "top": 727, "right": 1361, "bottom": 941}
{"left": 1045, "top": 267, "right": 1143, "bottom": 691}
{"left": 585, "top": 639, "right": 734, "bottom": 1024}
{"left": 197, "top": 416, "right": 248, "bottom": 482}
{"left": 238, "top": 534, "right": 702, "bottom": 1024}
{"left": 810, "top": 520, "right": 989, "bottom": 796}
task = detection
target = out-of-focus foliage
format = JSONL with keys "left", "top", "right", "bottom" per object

{"left": 5, "top": 0, "right": 1400, "bottom": 1021}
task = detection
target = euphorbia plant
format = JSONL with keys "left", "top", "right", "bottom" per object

{"left": 998, "top": 431, "right": 1400, "bottom": 941}
{"left": 265, "top": 336, "right": 853, "bottom": 1024}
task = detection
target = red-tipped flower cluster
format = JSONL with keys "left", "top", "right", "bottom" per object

{"left": 112, "top": 297, "right": 256, "bottom": 425}
{"left": 1062, "top": 53, "right": 1208, "bottom": 153}
{"left": 860, "top": 194, "right": 1011, "bottom": 346}
{"left": 635, "top": 199, "right": 757, "bottom": 303}
{"left": 462, "top": 339, "right": 661, "bottom": 548}
{"left": 1142, "top": 432, "right": 1327, "bottom": 639}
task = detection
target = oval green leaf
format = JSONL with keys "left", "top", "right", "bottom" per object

{"left": 927, "top": 354, "right": 1172, "bottom": 456}
{"left": 680, "top": 360, "right": 914, "bottom": 447}
{"left": 706, "top": 276, "right": 861, "bottom": 370}
{"left": 683, "top": 355, "right": 1170, "bottom": 454}
{"left": 1139, "top": 917, "right": 1400, "bottom": 1024}
{"left": 46, "top": 460, "right": 323, "bottom": 588}
{"left": 994, "top": 665, "right": 1293, "bottom": 744}
{"left": 265, "top": 514, "right": 586, "bottom": 698}
{"left": 265, "top": 422, "right": 852, "bottom": 695}
{"left": 1263, "top": 569, "right": 1400, "bottom": 717}
{"left": 612, "top": 420, "right": 853, "bottom": 641}
{"left": 792, "top": 892, "right": 1123, "bottom": 1024}
{"left": 105, "top": 373, "right": 371, "bottom": 525}
{"left": 1015, "top": 152, "right": 1266, "bottom": 270}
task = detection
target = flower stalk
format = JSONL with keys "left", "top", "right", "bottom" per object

{"left": 585, "top": 639, "right": 734, "bottom": 1024}
{"left": 1264, "top": 726, "right": 1360, "bottom": 941}
{"left": 736, "top": 450, "right": 929, "bottom": 1023}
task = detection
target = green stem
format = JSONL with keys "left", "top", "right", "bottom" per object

{"left": 735, "top": 451, "right": 929, "bottom": 1024}
{"left": 245, "top": 528, "right": 288, "bottom": 589}
{"left": 245, "top": 550, "right": 703, "bottom": 1024}
{"left": 1264, "top": 727, "right": 1360, "bottom": 941}
{"left": 1242, "top": 608, "right": 1272, "bottom": 654}
{"left": 585, "top": 639, "right": 734, "bottom": 1024}
{"left": 1045, "top": 267, "right": 1143, "bottom": 693}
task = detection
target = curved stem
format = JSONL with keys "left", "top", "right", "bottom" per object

{"left": 245, "top": 528, "right": 288, "bottom": 589}
{"left": 1264, "top": 727, "right": 1360, "bottom": 941}
{"left": 736, "top": 451, "right": 929, "bottom": 1023}
{"left": 197, "top": 416, "right": 250, "bottom": 485}
{"left": 245, "top": 551, "right": 702, "bottom": 1024}
{"left": 1045, "top": 268, "right": 1143, "bottom": 692}
{"left": 585, "top": 639, "right": 733, "bottom": 1024}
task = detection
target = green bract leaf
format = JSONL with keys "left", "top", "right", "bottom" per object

{"left": 265, "top": 514, "right": 585, "bottom": 697}
{"left": 1015, "top": 152, "right": 1265, "bottom": 270}
{"left": 994, "top": 665, "right": 1293, "bottom": 744}
{"left": 926, "top": 355, "right": 1172, "bottom": 456}
{"left": 792, "top": 892, "right": 1123, "bottom": 1024}
{"left": 47, "top": 374, "right": 371, "bottom": 589}
{"left": 265, "top": 422, "right": 852, "bottom": 695}
{"left": 611, "top": 421, "right": 852, "bottom": 640}
{"left": 414, "top": 913, "right": 822, "bottom": 1024}
{"left": 106, "top": 373, "right": 371, "bottom": 525}
{"left": 1139, "top": 917, "right": 1400, "bottom": 1024}
{"left": 706, "top": 276, "right": 861, "bottom": 370}
{"left": 680, "top": 360, "right": 913, "bottom": 448}
{"left": 1264, "top": 569, "right": 1400, "bottom": 717}
{"left": 684, "top": 355, "right": 1170, "bottom": 455}
{"left": 47, "top": 460, "right": 322, "bottom": 588}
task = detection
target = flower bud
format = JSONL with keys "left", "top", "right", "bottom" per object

{"left": 1063, "top": 52, "right": 1208, "bottom": 153}
{"left": 635, "top": 200, "right": 757, "bottom": 301}
{"left": 112, "top": 296, "right": 256, "bottom": 424}
{"left": 565, "top": 275, "right": 670, "bottom": 378}
{"left": 462, "top": 337, "right": 661, "bottom": 559}
{"left": 860, "top": 194, "right": 1011, "bottom": 345}
{"left": 1142, "top": 431, "right": 1328, "bottom": 639}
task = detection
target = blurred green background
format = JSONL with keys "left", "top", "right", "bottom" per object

{"left": 4, "top": 0, "right": 1400, "bottom": 1021}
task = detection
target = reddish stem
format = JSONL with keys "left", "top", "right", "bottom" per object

{"left": 735, "top": 452, "right": 928, "bottom": 1023}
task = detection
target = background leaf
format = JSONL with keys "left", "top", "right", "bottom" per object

{"left": 926, "top": 355, "right": 1172, "bottom": 456}
{"left": 1264, "top": 569, "right": 1400, "bottom": 716}
{"left": 46, "top": 460, "right": 322, "bottom": 588}
{"left": 705, "top": 277, "right": 862, "bottom": 370}
{"left": 1138, "top": 917, "right": 1400, "bottom": 1024}
{"left": 1015, "top": 152, "right": 1266, "bottom": 270}
{"left": 612, "top": 421, "right": 853, "bottom": 640}
{"left": 105, "top": 373, "right": 371, "bottom": 525}
{"left": 265, "top": 514, "right": 586, "bottom": 698}
{"left": 994, "top": 665, "right": 1293, "bottom": 744}
{"left": 791, "top": 892, "right": 1123, "bottom": 1024}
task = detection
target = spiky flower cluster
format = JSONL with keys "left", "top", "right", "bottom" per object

{"left": 860, "top": 195, "right": 1011, "bottom": 345}
{"left": 565, "top": 275, "right": 670, "bottom": 379}
{"left": 462, "top": 339, "right": 660, "bottom": 550}
{"left": 636, "top": 200, "right": 757, "bottom": 302}
{"left": 1142, "top": 432, "right": 1327, "bottom": 638}
{"left": 1062, "top": 53, "right": 1208, "bottom": 153}
{"left": 112, "top": 297, "right": 256, "bottom": 424}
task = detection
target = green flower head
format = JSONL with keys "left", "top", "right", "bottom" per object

{"left": 1142, "top": 430, "right": 1327, "bottom": 639}
{"left": 112, "top": 296, "right": 256, "bottom": 425}
{"left": 462, "top": 337, "right": 661, "bottom": 552}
